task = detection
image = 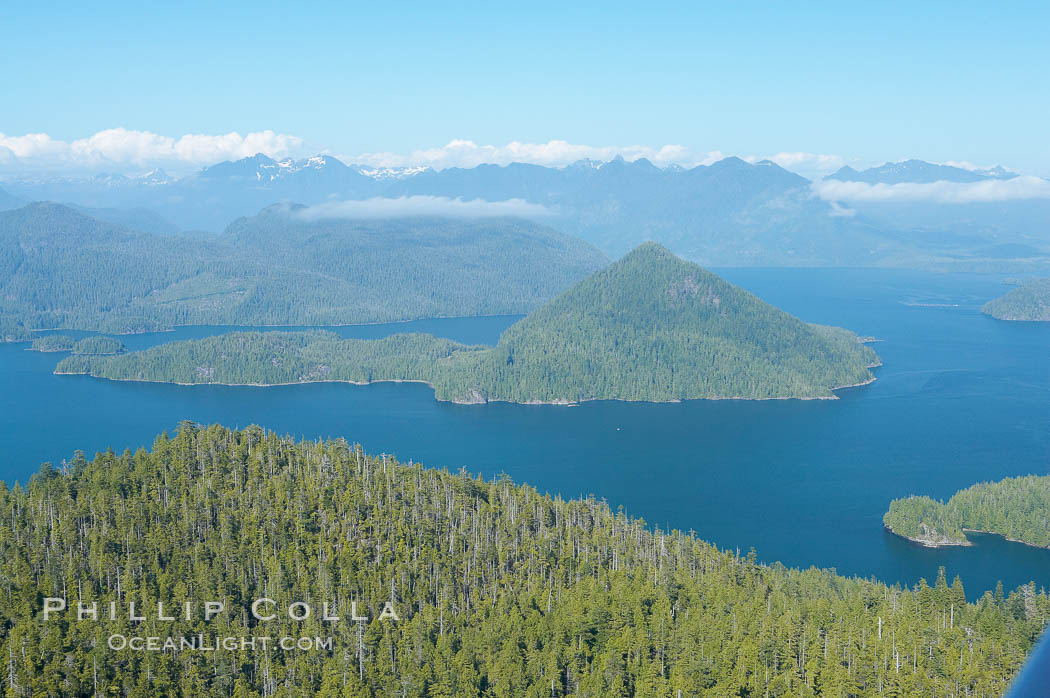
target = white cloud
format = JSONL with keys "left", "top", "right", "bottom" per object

{"left": 345, "top": 144, "right": 862, "bottom": 180}
{"left": 294, "top": 196, "right": 553, "bottom": 220}
{"left": 344, "top": 139, "right": 728, "bottom": 170}
{"left": 941, "top": 160, "right": 986, "bottom": 171}
{"left": 742, "top": 152, "right": 850, "bottom": 180}
{"left": 0, "top": 132, "right": 744, "bottom": 176}
{"left": 0, "top": 128, "right": 307, "bottom": 174}
{"left": 0, "top": 128, "right": 866, "bottom": 183}
{"left": 827, "top": 201, "right": 856, "bottom": 217}
{"left": 10, "top": 130, "right": 1025, "bottom": 191}
{"left": 348, "top": 143, "right": 860, "bottom": 180}
{"left": 813, "top": 176, "right": 1050, "bottom": 204}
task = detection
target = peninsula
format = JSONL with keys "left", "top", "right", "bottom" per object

{"left": 30, "top": 334, "right": 124, "bottom": 354}
{"left": 884, "top": 474, "right": 1050, "bottom": 548}
{"left": 982, "top": 278, "right": 1050, "bottom": 321}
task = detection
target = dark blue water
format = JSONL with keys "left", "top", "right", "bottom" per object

{"left": 1, "top": 269, "right": 1047, "bottom": 597}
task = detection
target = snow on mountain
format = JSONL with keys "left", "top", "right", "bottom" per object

{"left": 351, "top": 165, "right": 432, "bottom": 181}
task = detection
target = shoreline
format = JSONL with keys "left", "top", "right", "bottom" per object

{"left": 984, "top": 313, "right": 1050, "bottom": 323}
{"left": 28, "top": 312, "right": 528, "bottom": 337}
{"left": 884, "top": 525, "right": 972, "bottom": 548}
{"left": 54, "top": 369, "right": 879, "bottom": 406}
{"left": 885, "top": 525, "right": 1050, "bottom": 551}
{"left": 961, "top": 528, "right": 1050, "bottom": 551}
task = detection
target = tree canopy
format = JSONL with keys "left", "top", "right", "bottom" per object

{"left": 0, "top": 203, "right": 607, "bottom": 337}
{"left": 2, "top": 423, "right": 1044, "bottom": 696}
{"left": 885, "top": 474, "right": 1050, "bottom": 548}
{"left": 982, "top": 278, "right": 1050, "bottom": 321}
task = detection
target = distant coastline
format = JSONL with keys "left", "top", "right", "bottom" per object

{"left": 28, "top": 312, "right": 527, "bottom": 337}
{"left": 54, "top": 370, "right": 878, "bottom": 405}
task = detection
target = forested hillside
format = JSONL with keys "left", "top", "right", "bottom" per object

{"left": 438, "top": 243, "right": 879, "bottom": 402}
{"left": 0, "top": 203, "right": 606, "bottom": 337}
{"left": 885, "top": 475, "right": 1050, "bottom": 548}
{"left": 30, "top": 334, "right": 124, "bottom": 354}
{"left": 70, "top": 335, "right": 125, "bottom": 355}
{"left": 61, "top": 244, "right": 880, "bottom": 402}
{"left": 1, "top": 423, "right": 1044, "bottom": 696}
{"left": 982, "top": 279, "right": 1050, "bottom": 321}
{"left": 29, "top": 334, "right": 77, "bottom": 352}
{"left": 57, "top": 331, "right": 483, "bottom": 386}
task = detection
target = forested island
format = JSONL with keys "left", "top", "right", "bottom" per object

{"left": 0, "top": 202, "right": 606, "bottom": 340}
{"left": 57, "top": 243, "right": 880, "bottom": 403}
{"left": 982, "top": 278, "right": 1050, "bottom": 321}
{"left": 884, "top": 474, "right": 1050, "bottom": 548}
{"left": 30, "top": 334, "right": 124, "bottom": 354}
{"left": 2, "top": 423, "right": 1044, "bottom": 696}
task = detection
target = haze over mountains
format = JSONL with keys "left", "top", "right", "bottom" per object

{"left": 3, "top": 154, "right": 1049, "bottom": 269}
{"left": 0, "top": 202, "right": 606, "bottom": 340}
{"left": 827, "top": 159, "right": 1018, "bottom": 184}
{"left": 0, "top": 185, "right": 22, "bottom": 211}
{"left": 817, "top": 161, "right": 1050, "bottom": 264}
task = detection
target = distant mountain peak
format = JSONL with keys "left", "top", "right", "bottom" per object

{"left": 565, "top": 158, "right": 602, "bottom": 170}
{"left": 624, "top": 240, "right": 675, "bottom": 259}
{"left": 137, "top": 168, "right": 173, "bottom": 184}
{"left": 296, "top": 154, "right": 348, "bottom": 171}
{"left": 827, "top": 159, "right": 1014, "bottom": 184}
{"left": 241, "top": 153, "right": 278, "bottom": 166}
{"left": 975, "top": 164, "right": 1016, "bottom": 179}
{"left": 827, "top": 165, "right": 860, "bottom": 180}
{"left": 352, "top": 164, "right": 431, "bottom": 181}
{"left": 597, "top": 156, "right": 626, "bottom": 171}
{"left": 197, "top": 153, "right": 280, "bottom": 180}
{"left": 712, "top": 156, "right": 748, "bottom": 167}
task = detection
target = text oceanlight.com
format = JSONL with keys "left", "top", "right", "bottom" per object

{"left": 42, "top": 598, "right": 401, "bottom": 652}
{"left": 107, "top": 634, "right": 333, "bottom": 652}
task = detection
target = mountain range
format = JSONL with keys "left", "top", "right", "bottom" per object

{"left": 827, "top": 159, "right": 1017, "bottom": 184}
{"left": 3, "top": 155, "right": 1049, "bottom": 269}
{"left": 821, "top": 161, "right": 1050, "bottom": 263}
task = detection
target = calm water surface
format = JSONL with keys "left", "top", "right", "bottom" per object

{"left": 2, "top": 269, "right": 1047, "bottom": 597}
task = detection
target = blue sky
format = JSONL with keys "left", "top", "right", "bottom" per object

{"left": 3, "top": 1, "right": 1048, "bottom": 176}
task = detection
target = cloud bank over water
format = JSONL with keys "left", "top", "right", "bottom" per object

{"left": 294, "top": 196, "right": 553, "bottom": 220}
{"left": 813, "top": 176, "right": 1050, "bottom": 204}
{"left": 347, "top": 142, "right": 852, "bottom": 179}
{"left": 347, "top": 139, "right": 724, "bottom": 170}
